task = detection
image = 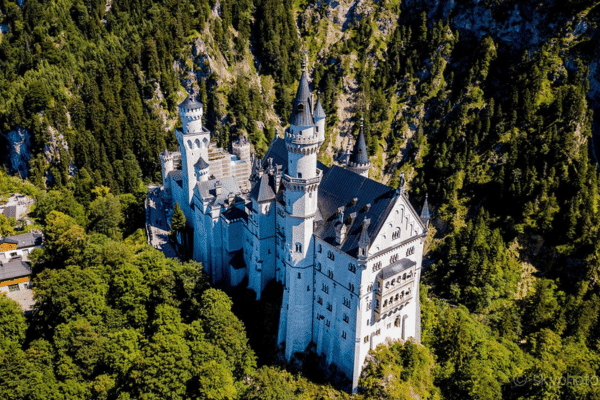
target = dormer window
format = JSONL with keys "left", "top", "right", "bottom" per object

{"left": 297, "top": 104, "right": 304, "bottom": 113}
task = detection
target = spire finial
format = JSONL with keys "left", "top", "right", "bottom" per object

{"left": 360, "top": 115, "right": 364, "bottom": 127}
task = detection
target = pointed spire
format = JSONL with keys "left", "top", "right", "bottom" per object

{"left": 314, "top": 96, "right": 326, "bottom": 120}
{"left": 289, "top": 60, "right": 314, "bottom": 127}
{"left": 349, "top": 116, "right": 369, "bottom": 165}
{"left": 421, "top": 193, "right": 430, "bottom": 226}
{"left": 358, "top": 218, "right": 371, "bottom": 259}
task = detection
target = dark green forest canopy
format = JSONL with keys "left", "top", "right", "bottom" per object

{"left": 2, "top": 0, "right": 600, "bottom": 398}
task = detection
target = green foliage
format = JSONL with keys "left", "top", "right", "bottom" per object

{"left": 0, "top": 297, "right": 26, "bottom": 346}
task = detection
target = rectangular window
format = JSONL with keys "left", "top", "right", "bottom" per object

{"left": 298, "top": 272, "right": 301, "bottom": 279}
{"left": 343, "top": 314, "right": 349, "bottom": 323}
{"left": 342, "top": 331, "right": 347, "bottom": 339}
{"left": 317, "top": 296, "right": 323, "bottom": 305}
{"left": 327, "top": 303, "right": 333, "bottom": 312}
{"left": 322, "top": 284, "right": 329, "bottom": 294}
{"left": 295, "top": 244, "right": 302, "bottom": 252}
{"left": 8, "top": 284, "right": 19, "bottom": 292}
{"left": 326, "top": 320, "right": 330, "bottom": 327}
{"left": 343, "top": 298, "right": 351, "bottom": 308}
{"left": 364, "top": 336, "right": 369, "bottom": 343}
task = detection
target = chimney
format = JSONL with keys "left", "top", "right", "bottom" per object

{"left": 215, "top": 181, "right": 222, "bottom": 196}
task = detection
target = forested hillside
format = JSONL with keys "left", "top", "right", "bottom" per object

{"left": 2, "top": 0, "right": 600, "bottom": 398}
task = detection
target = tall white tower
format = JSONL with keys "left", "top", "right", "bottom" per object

{"left": 176, "top": 95, "right": 210, "bottom": 223}
{"left": 278, "top": 62, "right": 324, "bottom": 360}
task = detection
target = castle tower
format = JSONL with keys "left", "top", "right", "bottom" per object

{"left": 194, "top": 157, "right": 210, "bottom": 183}
{"left": 314, "top": 97, "right": 326, "bottom": 144}
{"left": 176, "top": 95, "right": 210, "bottom": 222}
{"left": 232, "top": 136, "right": 252, "bottom": 165}
{"left": 278, "top": 61, "right": 323, "bottom": 360}
{"left": 347, "top": 116, "right": 370, "bottom": 178}
{"left": 160, "top": 150, "right": 175, "bottom": 201}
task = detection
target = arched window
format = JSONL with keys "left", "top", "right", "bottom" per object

{"left": 367, "top": 284, "right": 373, "bottom": 293}
{"left": 297, "top": 104, "right": 304, "bottom": 113}
{"left": 298, "top": 172, "right": 302, "bottom": 178}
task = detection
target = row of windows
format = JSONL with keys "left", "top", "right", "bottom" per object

{"left": 382, "top": 290, "right": 411, "bottom": 308}
{"left": 372, "top": 261, "right": 382, "bottom": 272}
{"left": 384, "top": 272, "right": 413, "bottom": 289}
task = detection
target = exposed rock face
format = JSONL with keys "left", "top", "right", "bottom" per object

{"left": 2, "top": 127, "right": 31, "bottom": 178}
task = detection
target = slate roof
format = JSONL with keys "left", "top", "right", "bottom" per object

{"left": 222, "top": 207, "right": 248, "bottom": 223}
{"left": 179, "top": 95, "right": 203, "bottom": 110}
{"left": 1, "top": 232, "right": 43, "bottom": 249}
{"left": 194, "top": 157, "right": 209, "bottom": 170}
{"left": 349, "top": 122, "right": 369, "bottom": 165}
{"left": 378, "top": 258, "right": 416, "bottom": 280}
{"left": 250, "top": 174, "right": 276, "bottom": 203}
{"left": 195, "top": 177, "right": 240, "bottom": 206}
{"left": 420, "top": 194, "right": 430, "bottom": 221}
{"left": 0, "top": 259, "right": 31, "bottom": 281}
{"left": 263, "top": 136, "right": 288, "bottom": 170}
{"left": 289, "top": 66, "right": 314, "bottom": 127}
{"left": 314, "top": 98, "right": 326, "bottom": 120}
{"left": 314, "top": 166, "right": 398, "bottom": 257}
{"left": 168, "top": 170, "right": 183, "bottom": 188}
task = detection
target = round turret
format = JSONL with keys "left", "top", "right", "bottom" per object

{"left": 179, "top": 95, "right": 204, "bottom": 134}
{"left": 194, "top": 157, "right": 210, "bottom": 183}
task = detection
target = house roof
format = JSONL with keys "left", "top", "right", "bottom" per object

{"left": 195, "top": 177, "right": 240, "bottom": 206}
{"left": 314, "top": 166, "right": 398, "bottom": 257}
{"left": 378, "top": 258, "right": 417, "bottom": 280}
{"left": 250, "top": 174, "right": 276, "bottom": 203}
{"left": 1, "top": 232, "right": 43, "bottom": 249}
{"left": 0, "top": 259, "right": 31, "bottom": 281}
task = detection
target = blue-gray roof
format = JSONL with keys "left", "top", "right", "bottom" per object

{"left": 179, "top": 95, "right": 203, "bottom": 110}
{"left": 314, "top": 98, "right": 326, "bottom": 120}
{"left": 0, "top": 259, "right": 31, "bottom": 281}
{"left": 349, "top": 124, "right": 369, "bottom": 165}
{"left": 1, "top": 232, "right": 43, "bottom": 248}
{"left": 289, "top": 68, "right": 314, "bottom": 127}
{"left": 250, "top": 174, "right": 276, "bottom": 203}
{"left": 196, "top": 177, "right": 239, "bottom": 206}
{"left": 194, "top": 157, "right": 209, "bottom": 170}
{"left": 314, "top": 166, "right": 397, "bottom": 257}
{"left": 379, "top": 258, "right": 416, "bottom": 279}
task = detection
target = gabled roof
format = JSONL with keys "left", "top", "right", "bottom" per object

{"left": 250, "top": 174, "right": 276, "bottom": 203}
{"left": 0, "top": 259, "right": 31, "bottom": 281}
{"left": 195, "top": 177, "right": 240, "bottom": 206}
{"left": 1, "top": 232, "right": 43, "bottom": 249}
{"left": 179, "top": 95, "right": 203, "bottom": 110}
{"left": 314, "top": 166, "right": 397, "bottom": 257}
{"left": 378, "top": 258, "right": 416, "bottom": 280}
{"left": 314, "top": 98, "right": 326, "bottom": 120}
{"left": 194, "top": 157, "right": 209, "bottom": 170}
{"left": 349, "top": 120, "right": 369, "bottom": 165}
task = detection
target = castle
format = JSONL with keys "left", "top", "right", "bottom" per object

{"left": 159, "top": 63, "right": 430, "bottom": 392}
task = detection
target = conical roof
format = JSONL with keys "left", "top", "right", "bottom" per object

{"left": 349, "top": 117, "right": 369, "bottom": 165}
{"left": 179, "top": 94, "right": 203, "bottom": 110}
{"left": 289, "top": 62, "right": 314, "bottom": 127}
{"left": 194, "top": 157, "right": 209, "bottom": 170}
{"left": 420, "top": 194, "right": 430, "bottom": 221}
{"left": 314, "top": 98, "right": 326, "bottom": 120}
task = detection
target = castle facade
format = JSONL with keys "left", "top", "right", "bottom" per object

{"left": 160, "top": 65, "right": 429, "bottom": 392}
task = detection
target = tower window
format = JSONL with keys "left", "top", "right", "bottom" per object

{"left": 298, "top": 273, "right": 301, "bottom": 279}
{"left": 342, "top": 331, "right": 347, "bottom": 339}
{"left": 298, "top": 172, "right": 302, "bottom": 178}
{"left": 295, "top": 243, "right": 302, "bottom": 252}
{"left": 297, "top": 104, "right": 304, "bottom": 113}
